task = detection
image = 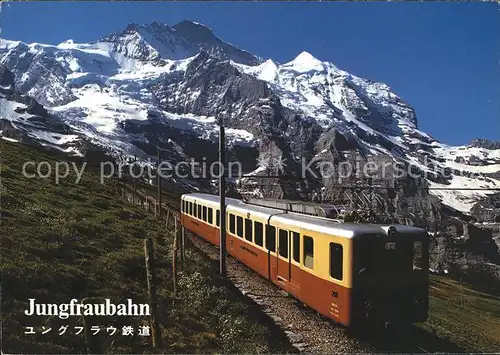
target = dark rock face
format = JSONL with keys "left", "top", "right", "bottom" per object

{"left": 429, "top": 228, "right": 500, "bottom": 295}
{"left": 430, "top": 226, "right": 500, "bottom": 270}
{"left": 150, "top": 52, "right": 325, "bottom": 198}
{"left": 0, "top": 45, "right": 75, "bottom": 106}
{"left": 463, "top": 224, "right": 500, "bottom": 264}
{"left": 173, "top": 20, "right": 260, "bottom": 66}
{"left": 470, "top": 138, "right": 500, "bottom": 150}
{"left": 9, "top": 93, "right": 48, "bottom": 117}
{"left": 0, "top": 65, "right": 49, "bottom": 118}
{"left": 0, "top": 65, "right": 77, "bottom": 149}
{"left": 0, "top": 64, "right": 15, "bottom": 89}
{"left": 470, "top": 193, "right": 500, "bottom": 223}
{"left": 343, "top": 78, "right": 417, "bottom": 131}
{"left": 0, "top": 120, "right": 30, "bottom": 142}
{"left": 152, "top": 52, "right": 274, "bottom": 130}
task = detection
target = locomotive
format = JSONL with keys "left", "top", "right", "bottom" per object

{"left": 180, "top": 193, "right": 429, "bottom": 327}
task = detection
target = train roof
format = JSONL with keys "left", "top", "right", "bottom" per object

{"left": 182, "top": 193, "right": 427, "bottom": 239}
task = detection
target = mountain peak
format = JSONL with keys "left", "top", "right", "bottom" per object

{"left": 175, "top": 19, "right": 212, "bottom": 31}
{"left": 294, "top": 51, "right": 319, "bottom": 63}
{"left": 257, "top": 59, "right": 278, "bottom": 82}
{"left": 173, "top": 20, "right": 215, "bottom": 43}
{"left": 125, "top": 23, "right": 139, "bottom": 32}
{"left": 285, "top": 51, "right": 325, "bottom": 73}
{"left": 57, "top": 39, "right": 77, "bottom": 49}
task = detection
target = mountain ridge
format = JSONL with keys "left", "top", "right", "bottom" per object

{"left": 1, "top": 20, "right": 499, "bottom": 219}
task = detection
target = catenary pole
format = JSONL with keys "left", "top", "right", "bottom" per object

{"left": 157, "top": 148, "right": 162, "bottom": 218}
{"left": 219, "top": 115, "right": 226, "bottom": 276}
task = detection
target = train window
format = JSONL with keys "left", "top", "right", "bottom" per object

{"left": 237, "top": 216, "right": 244, "bottom": 238}
{"left": 198, "top": 204, "right": 202, "bottom": 219}
{"left": 266, "top": 225, "right": 276, "bottom": 252}
{"left": 413, "top": 241, "right": 423, "bottom": 271}
{"left": 229, "top": 214, "right": 235, "bottom": 234}
{"left": 254, "top": 221, "right": 264, "bottom": 247}
{"left": 330, "top": 243, "right": 343, "bottom": 280}
{"left": 278, "top": 229, "right": 289, "bottom": 258}
{"left": 203, "top": 206, "right": 207, "bottom": 222}
{"left": 208, "top": 208, "right": 213, "bottom": 224}
{"left": 245, "top": 218, "right": 253, "bottom": 242}
{"left": 216, "top": 210, "right": 220, "bottom": 227}
{"left": 193, "top": 203, "right": 197, "bottom": 218}
{"left": 181, "top": 200, "right": 184, "bottom": 212}
{"left": 292, "top": 232, "right": 300, "bottom": 263}
{"left": 189, "top": 202, "right": 193, "bottom": 215}
{"left": 303, "top": 236, "right": 314, "bottom": 269}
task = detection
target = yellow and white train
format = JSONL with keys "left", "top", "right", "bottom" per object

{"left": 180, "top": 193, "right": 429, "bottom": 327}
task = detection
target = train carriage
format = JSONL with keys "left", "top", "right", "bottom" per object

{"left": 180, "top": 193, "right": 429, "bottom": 327}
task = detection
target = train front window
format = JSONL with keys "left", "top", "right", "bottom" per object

{"left": 355, "top": 234, "right": 421, "bottom": 281}
{"left": 380, "top": 240, "right": 407, "bottom": 275}
{"left": 189, "top": 202, "right": 193, "bottom": 215}
{"left": 355, "top": 236, "right": 376, "bottom": 276}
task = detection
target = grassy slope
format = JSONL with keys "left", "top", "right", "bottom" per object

{"left": 418, "top": 275, "right": 500, "bottom": 352}
{"left": 0, "top": 140, "right": 294, "bottom": 354}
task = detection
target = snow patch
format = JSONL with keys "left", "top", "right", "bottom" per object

{"left": 284, "top": 51, "right": 326, "bottom": 73}
{"left": 1, "top": 136, "right": 19, "bottom": 143}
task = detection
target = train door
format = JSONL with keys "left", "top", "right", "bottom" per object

{"left": 277, "top": 228, "right": 291, "bottom": 282}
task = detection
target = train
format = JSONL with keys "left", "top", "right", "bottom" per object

{"left": 180, "top": 193, "right": 429, "bottom": 328}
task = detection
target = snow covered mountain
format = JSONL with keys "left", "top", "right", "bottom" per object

{"left": 1, "top": 20, "right": 499, "bottom": 219}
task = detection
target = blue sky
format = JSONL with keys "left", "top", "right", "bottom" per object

{"left": 2, "top": 2, "right": 498, "bottom": 145}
